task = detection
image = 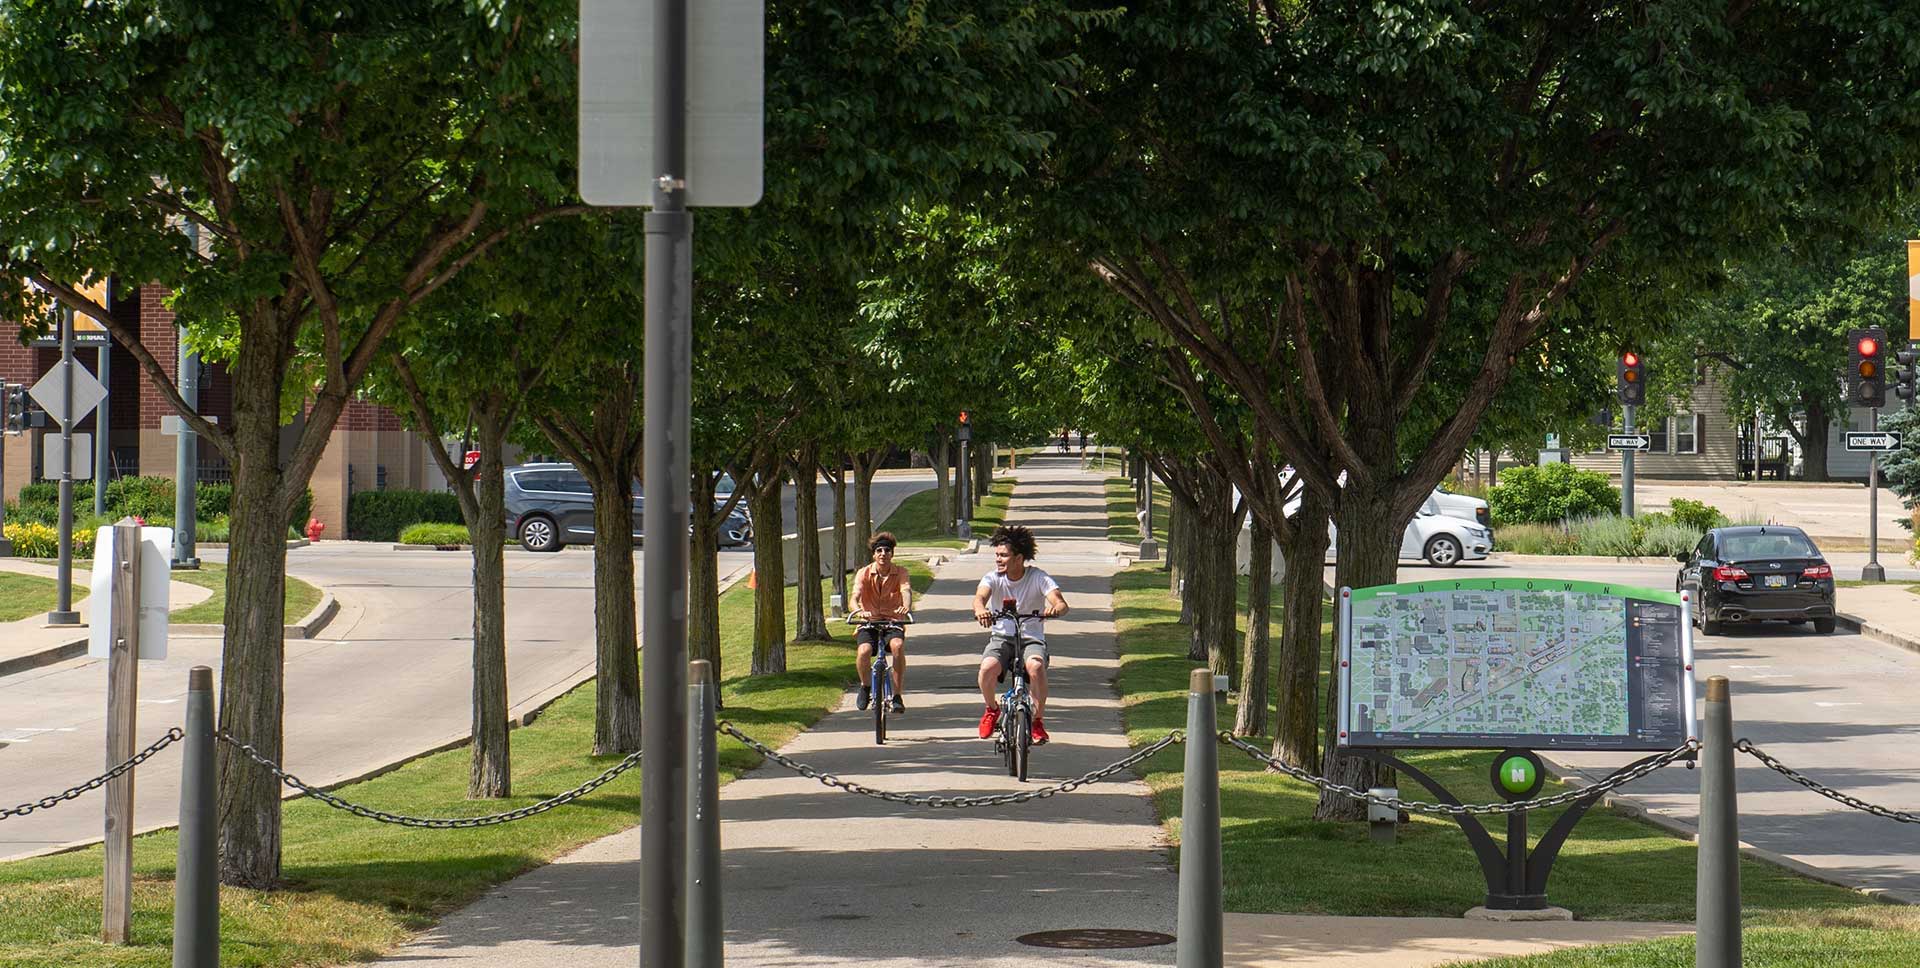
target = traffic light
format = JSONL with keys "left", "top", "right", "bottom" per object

{"left": 1896, "top": 341, "right": 1919, "bottom": 406}
{"left": 1847, "top": 327, "right": 1888, "bottom": 408}
{"left": 2, "top": 385, "right": 25, "bottom": 434}
{"left": 1616, "top": 351, "right": 1646, "bottom": 406}
{"left": 957, "top": 410, "right": 969, "bottom": 426}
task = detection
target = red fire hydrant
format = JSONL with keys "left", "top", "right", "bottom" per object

{"left": 305, "top": 518, "right": 326, "bottom": 542}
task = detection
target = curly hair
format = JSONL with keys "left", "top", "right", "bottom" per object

{"left": 988, "top": 524, "right": 1037, "bottom": 561}
{"left": 867, "top": 531, "right": 898, "bottom": 553}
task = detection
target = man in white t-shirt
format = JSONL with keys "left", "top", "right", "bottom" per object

{"left": 973, "top": 525, "right": 1070, "bottom": 744}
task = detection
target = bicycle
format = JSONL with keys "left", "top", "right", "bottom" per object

{"left": 849, "top": 612, "right": 912, "bottom": 745}
{"left": 990, "top": 599, "right": 1044, "bottom": 782}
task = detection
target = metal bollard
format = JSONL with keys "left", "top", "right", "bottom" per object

{"left": 173, "top": 666, "right": 218, "bottom": 968}
{"left": 1366, "top": 788, "right": 1398, "bottom": 844}
{"left": 686, "top": 660, "right": 723, "bottom": 968}
{"left": 1178, "top": 668, "right": 1222, "bottom": 968}
{"left": 1696, "top": 675, "right": 1740, "bottom": 968}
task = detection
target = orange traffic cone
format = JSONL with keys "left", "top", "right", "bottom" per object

{"left": 747, "top": 570, "right": 757, "bottom": 589}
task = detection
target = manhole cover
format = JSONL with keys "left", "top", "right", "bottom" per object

{"left": 1016, "top": 929, "right": 1175, "bottom": 949}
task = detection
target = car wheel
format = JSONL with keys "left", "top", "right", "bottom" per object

{"left": 1423, "top": 535, "right": 1463, "bottom": 567}
{"left": 1813, "top": 617, "right": 1836, "bottom": 634}
{"left": 519, "top": 515, "right": 560, "bottom": 553}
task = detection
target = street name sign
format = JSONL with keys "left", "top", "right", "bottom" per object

{"left": 579, "top": 0, "right": 764, "bottom": 207}
{"left": 1607, "top": 434, "right": 1651, "bottom": 451}
{"left": 1844, "top": 431, "right": 1902, "bottom": 452}
{"left": 28, "top": 359, "right": 107, "bottom": 426}
{"left": 42, "top": 433, "right": 92, "bottom": 479}
{"left": 1337, "top": 579, "right": 1697, "bottom": 752}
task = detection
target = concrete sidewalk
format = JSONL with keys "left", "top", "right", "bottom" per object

{"left": 375, "top": 455, "right": 1683, "bottom": 967}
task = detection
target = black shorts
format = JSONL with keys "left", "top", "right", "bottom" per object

{"left": 855, "top": 624, "right": 906, "bottom": 649}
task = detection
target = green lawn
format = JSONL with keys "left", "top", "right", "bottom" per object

{"left": 1111, "top": 563, "right": 1891, "bottom": 930}
{"left": 0, "top": 561, "right": 932, "bottom": 967}
{"left": 1442, "top": 907, "right": 1920, "bottom": 967}
{"left": 0, "top": 572, "right": 87, "bottom": 622}
{"left": 874, "top": 478, "right": 1016, "bottom": 549}
{"left": 166, "top": 564, "right": 324, "bottom": 625}
{"left": 1834, "top": 579, "right": 1920, "bottom": 597}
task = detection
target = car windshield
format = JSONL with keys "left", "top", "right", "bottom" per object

{"left": 1720, "top": 532, "right": 1818, "bottom": 561}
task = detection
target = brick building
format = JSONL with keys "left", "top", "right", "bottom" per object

{"left": 2, "top": 281, "right": 443, "bottom": 534}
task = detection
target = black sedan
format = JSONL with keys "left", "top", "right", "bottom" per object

{"left": 1675, "top": 526, "right": 1837, "bottom": 635}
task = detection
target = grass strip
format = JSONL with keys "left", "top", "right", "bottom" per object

{"left": 0, "top": 572, "right": 87, "bottom": 622}
{"left": 1104, "top": 476, "right": 1170, "bottom": 546}
{"left": 166, "top": 563, "right": 324, "bottom": 626}
{"left": 875, "top": 478, "right": 1016, "bottom": 549}
{"left": 0, "top": 562, "right": 931, "bottom": 967}
{"left": 1440, "top": 906, "right": 1920, "bottom": 967}
{"left": 1111, "top": 563, "right": 1876, "bottom": 923}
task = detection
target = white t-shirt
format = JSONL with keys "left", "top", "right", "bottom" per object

{"left": 979, "top": 567, "right": 1060, "bottom": 641}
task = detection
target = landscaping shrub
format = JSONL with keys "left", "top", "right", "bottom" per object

{"left": 1569, "top": 514, "right": 1639, "bottom": 556}
{"left": 6, "top": 499, "right": 59, "bottom": 525}
{"left": 1492, "top": 522, "right": 1578, "bottom": 555}
{"left": 348, "top": 489, "right": 462, "bottom": 541}
{"left": 196, "top": 515, "right": 231, "bottom": 543}
{"left": 1667, "top": 497, "right": 1727, "bottom": 532}
{"left": 195, "top": 482, "right": 233, "bottom": 520}
{"left": 3, "top": 521, "right": 97, "bottom": 559}
{"left": 1487, "top": 463, "right": 1620, "bottom": 525}
{"left": 1640, "top": 518, "right": 1705, "bottom": 558}
{"left": 105, "top": 476, "right": 174, "bottom": 518}
{"left": 399, "top": 522, "right": 471, "bottom": 545}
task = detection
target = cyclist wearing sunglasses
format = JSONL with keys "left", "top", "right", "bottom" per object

{"left": 851, "top": 531, "right": 913, "bottom": 714}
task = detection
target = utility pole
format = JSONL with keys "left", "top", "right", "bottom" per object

{"left": 49, "top": 308, "right": 80, "bottom": 625}
{"left": 172, "top": 312, "right": 202, "bottom": 569}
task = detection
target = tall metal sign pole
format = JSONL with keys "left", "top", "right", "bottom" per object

{"left": 955, "top": 412, "right": 972, "bottom": 539}
{"left": 174, "top": 222, "right": 202, "bottom": 568}
{"left": 1621, "top": 404, "right": 1636, "bottom": 517}
{"left": 51, "top": 308, "right": 81, "bottom": 625}
{"left": 94, "top": 343, "right": 110, "bottom": 517}
{"left": 580, "top": 1, "right": 760, "bottom": 959}
{"left": 1864, "top": 406, "right": 1885, "bottom": 582}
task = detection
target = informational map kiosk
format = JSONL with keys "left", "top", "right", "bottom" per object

{"left": 1337, "top": 578, "right": 1698, "bottom": 913}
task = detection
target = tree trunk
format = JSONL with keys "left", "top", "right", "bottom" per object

{"left": 854, "top": 450, "right": 879, "bottom": 553}
{"left": 466, "top": 408, "right": 512, "bottom": 798}
{"left": 1272, "top": 492, "right": 1330, "bottom": 770}
{"left": 1234, "top": 513, "right": 1273, "bottom": 737}
{"left": 1170, "top": 488, "right": 1198, "bottom": 622}
{"left": 748, "top": 475, "right": 788, "bottom": 675}
{"left": 790, "top": 447, "right": 829, "bottom": 641}
{"left": 1314, "top": 482, "right": 1402, "bottom": 821}
{"left": 1801, "top": 395, "right": 1831, "bottom": 482}
{"left": 931, "top": 435, "right": 953, "bottom": 536}
{"left": 214, "top": 405, "right": 291, "bottom": 888}
{"left": 587, "top": 467, "right": 642, "bottom": 755}
{"left": 828, "top": 458, "right": 849, "bottom": 614}
{"left": 1194, "top": 488, "right": 1241, "bottom": 674}
{"left": 690, "top": 469, "right": 722, "bottom": 680}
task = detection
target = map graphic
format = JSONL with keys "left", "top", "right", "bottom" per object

{"left": 1340, "top": 579, "right": 1693, "bottom": 751}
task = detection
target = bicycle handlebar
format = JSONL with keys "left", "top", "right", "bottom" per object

{"left": 846, "top": 612, "right": 914, "bottom": 625}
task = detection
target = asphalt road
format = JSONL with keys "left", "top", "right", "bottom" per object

{"left": 1382, "top": 555, "right": 1920, "bottom": 901}
{"left": 0, "top": 478, "right": 930, "bottom": 860}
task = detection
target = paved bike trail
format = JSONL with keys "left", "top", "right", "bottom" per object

{"left": 378, "top": 454, "right": 1174, "bottom": 966}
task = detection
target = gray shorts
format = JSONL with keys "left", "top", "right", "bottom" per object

{"left": 984, "top": 633, "right": 1049, "bottom": 670}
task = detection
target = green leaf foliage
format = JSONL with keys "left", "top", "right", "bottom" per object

{"left": 1488, "top": 463, "right": 1621, "bottom": 526}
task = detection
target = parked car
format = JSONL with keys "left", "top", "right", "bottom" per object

{"left": 1430, "top": 484, "right": 1492, "bottom": 532}
{"left": 1283, "top": 485, "right": 1494, "bottom": 567}
{"left": 1675, "top": 525, "right": 1836, "bottom": 635}
{"left": 505, "top": 463, "right": 751, "bottom": 553}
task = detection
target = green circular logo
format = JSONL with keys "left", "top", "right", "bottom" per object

{"left": 1498, "top": 756, "right": 1537, "bottom": 795}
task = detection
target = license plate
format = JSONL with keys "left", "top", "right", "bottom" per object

{"left": 1764, "top": 574, "right": 1788, "bottom": 588}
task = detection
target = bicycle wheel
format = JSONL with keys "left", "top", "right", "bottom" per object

{"left": 1003, "top": 707, "right": 1019, "bottom": 777}
{"left": 873, "top": 662, "right": 887, "bottom": 745}
{"left": 1015, "top": 705, "right": 1031, "bottom": 782}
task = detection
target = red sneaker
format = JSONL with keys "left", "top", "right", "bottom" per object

{"left": 978, "top": 706, "right": 1001, "bottom": 739}
{"left": 1030, "top": 718, "right": 1050, "bottom": 745}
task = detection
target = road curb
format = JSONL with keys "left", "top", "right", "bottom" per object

{"left": 1539, "top": 755, "right": 1920, "bottom": 907}
{"left": 1834, "top": 609, "right": 1920, "bottom": 656}
{"left": 1492, "top": 553, "right": 1679, "bottom": 566}
{"left": 170, "top": 591, "right": 339, "bottom": 641}
{"left": 0, "top": 635, "right": 88, "bottom": 678}
{"left": 390, "top": 543, "right": 472, "bottom": 552}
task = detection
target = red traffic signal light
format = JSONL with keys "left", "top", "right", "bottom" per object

{"left": 1616, "top": 351, "right": 1646, "bottom": 404}
{"left": 957, "top": 410, "right": 970, "bottom": 425}
{"left": 1621, "top": 351, "right": 1640, "bottom": 368}
{"left": 1847, "top": 327, "right": 1889, "bottom": 407}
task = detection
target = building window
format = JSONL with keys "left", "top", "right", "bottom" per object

{"left": 1648, "top": 421, "right": 1668, "bottom": 453}
{"left": 1671, "top": 413, "right": 1702, "bottom": 455}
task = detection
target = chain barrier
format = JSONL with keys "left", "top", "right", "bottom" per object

{"left": 1736, "top": 739, "right": 1920, "bottom": 824}
{"left": 717, "top": 720, "right": 1185, "bottom": 808}
{"left": 1, "top": 728, "right": 185, "bottom": 822}
{"left": 1217, "top": 732, "right": 1700, "bottom": 817}
{"left": 216, "top": 732, "right": 641, "bottom": 829}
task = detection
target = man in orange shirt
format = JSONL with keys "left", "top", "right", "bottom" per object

{"left": 851, "top": 531, "right": 913, "bottom": 713}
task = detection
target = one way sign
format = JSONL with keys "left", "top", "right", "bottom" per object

{"left": 1607, "top": 434, "right": 1651, "bottom": 451}
{"left": 1844, "top": 431, "right": 1903, "bottom": 452}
